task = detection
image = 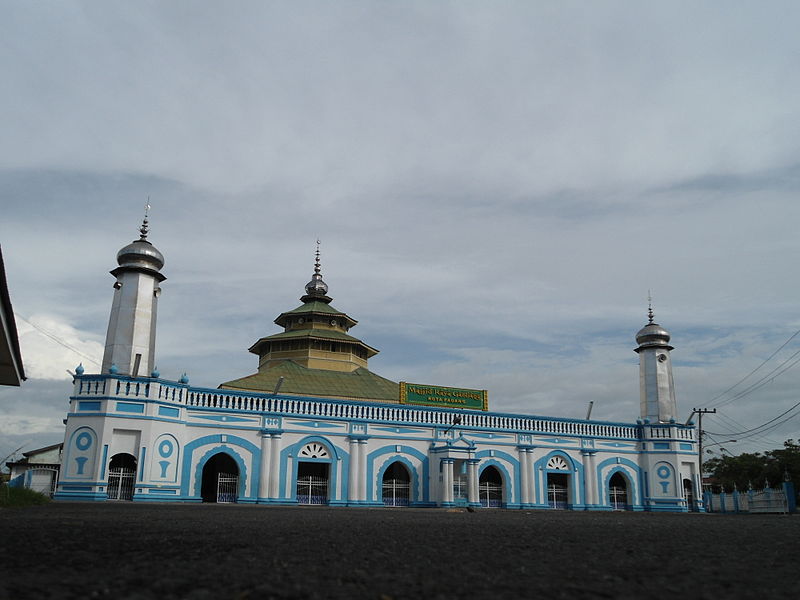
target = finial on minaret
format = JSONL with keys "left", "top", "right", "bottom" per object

{"left": 647, "top": 290, "right": 654, "bottom": 324}
{"left": 303, "top": 239, "right": 329, "bottom": 300}
{"left": 139, "top": 199, "right": 151, "bottom": 240}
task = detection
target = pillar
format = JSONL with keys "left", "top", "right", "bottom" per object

{"left": 348, "top": 437, "right": 359, "bottom": 504}
{"left": 467, "top": 459, "right": 480, "bottom": 506}
{"left": 268, "top": 433, "right": 281, "bottom": 499}
{"left": 442, "top": 458, "right": 454, "bottom": 505}
{"left": 258, "top": 431, "right": 270, "bottom": 500}
{"left": 358, "top": 439, "right": 368, "bottom": 502}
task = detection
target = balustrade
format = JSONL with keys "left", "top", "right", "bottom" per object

{"left": 73, "top": 375, "right": 658, "bottom": 441}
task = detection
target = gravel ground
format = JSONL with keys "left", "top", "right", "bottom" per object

{"left": 0, "top": 503, "right": 796, "bottom": 600}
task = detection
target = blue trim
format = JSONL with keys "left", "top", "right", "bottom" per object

{"left": 369, "top": 449, "right": 426, "bottom": 504}
{"left": 117, "top": 402, "right": 145, "bottom": 414}
{"left": 158, "top": 406, "right": 180, "bottom": 418}
{"left": 596, "top": 459, "right": 643, "bottom": 510}
{"left": 281, "top": 435, "right": 349, "bottom": 504}
{"left": 475, "top": 450, "right": 520, "bottom": 505}
{"left": 533, "top": 450, "right": 584, "bottom": 508}
{"left": 478, "top": 459, "right": 513, "bottom": 507}
{"left": 79, "top": 401, "right": 101, "bottom": 411}
{"left": 100, "top": 444, "right": 109, "bottom": 480}
{"left": 139, "top": 446, "right": 147, "bottom": 480}
{"left": 181, "top": 434, "right": 261, "bottom": 501}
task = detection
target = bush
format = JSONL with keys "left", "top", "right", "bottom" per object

{"left": 0, "top": 484, "right": 51, "bottom": 507}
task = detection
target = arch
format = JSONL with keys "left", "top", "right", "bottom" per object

{"left": 151, "top": 433, "right": 180, "bottom": 482}
{"left": 107, "top": 452, "right": 137, "bottom": 501}
{"left": 64, "top": 426, "right": 98, "bottom": 480}
{"left": 595, "top": 457, "right": 643, "bottom": 509}
{"left": 281, "top": 436, "right": 347, "bottom": 504}
{"left": 533, "top": 450, "right": 584, "bottom": 509}
{"left": 478, "top": 464, "right": 503, "bottom": 508}
{"left": 381, "top": 460, "right": 411, "bottom": 507}
{"left": 375, "top": 454, "right": 421, "bottom": 505}
{"left": 653, "top": 461, "right": 677, "bottom": 497}
{"left": 367, "top": 445, "right": 428, "bottom": 504}
{"left": 200, "top": 452, "right": 240, "bottom": 503}
{"left": 608, "top": 471, "right": 630, "bottom": 510}
{"left": 193, "top": 446, "right": 248, "bottom": 501}
{"left": 475, "top": 449, "right": 521, "bottom": 506}
{"left": 181, "top": 434, "right": 260, "bottom": 501}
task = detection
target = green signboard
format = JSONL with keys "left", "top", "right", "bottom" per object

{"left": 399, "top": 382, "right": 488, "bottom": 411}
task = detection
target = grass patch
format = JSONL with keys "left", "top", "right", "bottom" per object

{"left": 0, "top": 484, "right": 51, "bottom": 507}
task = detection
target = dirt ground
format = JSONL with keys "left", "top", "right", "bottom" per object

{"left": 0, "top": 503, "right": 796, "bottom": 599}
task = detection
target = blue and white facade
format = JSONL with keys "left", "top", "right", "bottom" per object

{"left": 55, "top": 222, "right": 702, "bottom": 512}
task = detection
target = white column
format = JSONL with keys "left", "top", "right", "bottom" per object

{"left": 268, "top": 433, "right": 281, "bottom": 499}
{"left": 519, "top": 449, "right": 530, "bottom": 505}
{"left": 358, "top": 440, "right": 368, "bottom": 501}
{"left": 442, "top": 458, "right": 454, "bottom": 505}
{"left": 348, "top": 438, "right": 359, "bottom": 504}
{"left": 467, "top": 459, "right": 479, "bottom": 505}
{"left": 582, "top": 451, "right": 597, "bottom": 507}
{"left": 258, "top": 432, "right": 270, "bottom": 500}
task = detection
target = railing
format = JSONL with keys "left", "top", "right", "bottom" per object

{"left": 72, "top": 375, "right": 661, "bottom": 441}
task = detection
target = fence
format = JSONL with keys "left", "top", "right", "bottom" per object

{"left": 704, "top": 481, "right": 796, "bottom": 514}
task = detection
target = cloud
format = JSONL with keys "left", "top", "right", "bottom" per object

{"left": 1, "top": 3, "right": 799, "bottom": 458}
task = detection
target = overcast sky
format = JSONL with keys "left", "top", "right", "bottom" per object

{"left": 2, "top": 2, "right": 799, "bottom": 465}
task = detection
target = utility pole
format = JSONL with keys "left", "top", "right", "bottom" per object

{"left": 691, "top": 408, "right": 717, "bottom": 481}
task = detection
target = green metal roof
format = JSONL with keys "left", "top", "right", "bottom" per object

{"left": 248, "top": 328, "right": 379, "bottom": 355}
{"left": 283, "top": 301, "right": 346, "bottom": 316}
{"left": 219, "top": 360, "right": 400, "bottom": 402}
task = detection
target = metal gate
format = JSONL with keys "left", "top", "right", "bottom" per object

{"left": 217, "top": 472, "right": 239, "bottom": 503}
{"left": 479, "top": 482, "right": 502, "bottom": 508}
{"left": 609, "top": 486, "right": 628, "bottom": 510}
{"left": 548, "top": 483, "right": 568, "bottom": 509}
{"left": 107, "top": 467, "right": 135, "bottom": 501}
{"left": 382, "top": 479, "right": 410, "bottom": 506}
{"left": 297, "top": 475, "right": 328, "bottom": 505}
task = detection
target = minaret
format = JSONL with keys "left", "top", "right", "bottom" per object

{"left": 634, "top": 300, "right": 677, "bottom": 423}
{"left": 100, "top": 206, "right": 166, "bottom": 377}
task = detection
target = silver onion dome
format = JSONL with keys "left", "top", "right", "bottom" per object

{"left": 116, "top": 209, "right": 164, "bottom": 271}
{"left": 635, "top": 322, "right": 671, "bottom": 346}
{"left": 117, "top": 239, "right": 165, "bottom": 271}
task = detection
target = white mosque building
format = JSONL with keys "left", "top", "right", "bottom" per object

{"left": 54, "top": 216, "right": 702, "bottom": 511}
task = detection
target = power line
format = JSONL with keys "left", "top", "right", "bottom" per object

{"left": 712, "top": 411, "right": 780, "bottom": 447}
{"left": 709, "top": 329, "right": 800, "bottom": 406}
{"left": 14, "top": 313, "right": 101, "bottom": 366}
{"left": 707, "top": 397, "right": 800, "bottom": 440}
{"left": 713, "top": 349, "right": 800, "bottom": 409}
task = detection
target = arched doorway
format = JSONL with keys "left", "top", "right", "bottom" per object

{"left": 545, "top": 455, "right": 571, "bottom": 509}
{"left": 382, "top": 462, "right": 410, "bottom": 507}
{"left": 683, "top": 478, "right": 696, "bottom": 511}
{"left": 609, "top": 472, "right": 629, "bottom": 510}
{"left": 479, "top": 465, "right": 503, "bottom": 508}
{"left": 296, "top": 442, "right": 331, "bottom": 505}
{"left": 107, "top": 453, "right": 137, "bottom": 501}
{"left": 201, "top": 452, "right": 239, "bottom": 503}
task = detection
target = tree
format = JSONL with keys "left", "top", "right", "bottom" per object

{"left": 705, "top": 439, "right": 800, "bottom": 493}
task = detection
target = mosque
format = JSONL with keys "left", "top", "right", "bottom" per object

{"left": 54, "top": 215, "right": 701, "bottom": 511}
